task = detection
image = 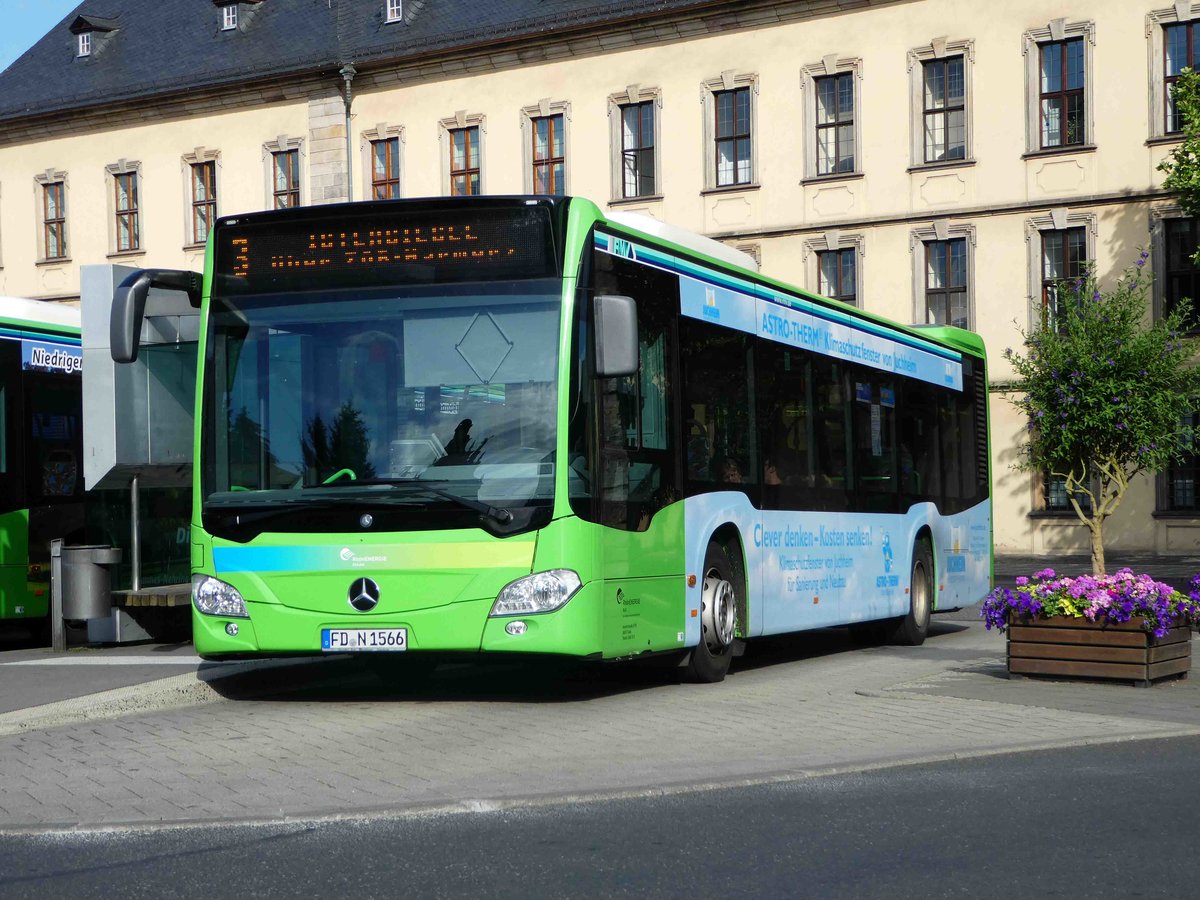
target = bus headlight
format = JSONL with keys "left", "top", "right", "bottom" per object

{"left": 192, "top": 574, "right": 248, "bottom": 618}
{"left": 490, "top": 570, "right": 581, "bottom": 616}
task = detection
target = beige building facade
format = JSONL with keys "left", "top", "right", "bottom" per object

{"left": 1, "top": 0, "right": 1198, "bottom": 555}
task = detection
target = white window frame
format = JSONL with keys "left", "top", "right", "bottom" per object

{"left": 438, "top": 111, "right": 486, "bottom": 197}
{"left": 1148, "top": 3, "right": 1200, "bottom": 140}
{"left": 34, "top": 169, "right": 70, "bottom": 265}
{"left": 520, "top": 99, "right": 571, "bottom": 195}
{"left": 700, "top": 71, "right": 759, "bottom": 192}
{"left": 910, "top": 221, "right": 976, "bottom": 328}
{"left": 104, "top": 159, "right": 143, "bottom": 257}
{"left": 262, "top": 135, "right": 305, "bottom": 209}
{"left": 222, "top": 4, "right": 238, "bottom": 31}
{"left": 77, "top": 32, "right": 92, "bottom": 57}
{"left": 801, "top": 56, "right": 863, "bottom": 181}
{"left": 1022, "top": 19, "right": 1096, "bottom": 155}
{"left": 803, "top": 231, "right": 865, "bottom": 308}
{"left": 386, "top": 0, "right": 403, "bottom": 23}
{"left": 607, "top": 84, "right": 663, "bottom": 203}
{"left": 360, "top": 123, "right": 405, "bottom": 201}
{"left": 181, "top": 147, "right": 221, "bottom": 250}
{"left": 1023, "top": 208, "right": 1097, "bottom": 328}
{"left": 907, "top": 38, "right": 974, "bottom": 168}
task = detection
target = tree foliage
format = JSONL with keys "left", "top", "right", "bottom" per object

{"left": 1005, "top": 261, "right": 1200, "bottom": 575}
{"left": 1160, "top": 68, "right": 1200, "bottom": 222}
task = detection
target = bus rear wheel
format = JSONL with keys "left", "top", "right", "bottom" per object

{"left": 685, "top": 542, "right": 739, "bottom": 683}
{"left": 891, "top": 538, "right": 933, "bottom": 646}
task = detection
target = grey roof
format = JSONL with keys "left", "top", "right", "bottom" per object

{"left": 0, "top": 0, "right": 729, "bottom": 123}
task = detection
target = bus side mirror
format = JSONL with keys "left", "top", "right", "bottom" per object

{"left": 593, "top": 294, "right": 639, "bottom": 378}
{"left": 111, "top": 268, "right": 203, "bottom": 363}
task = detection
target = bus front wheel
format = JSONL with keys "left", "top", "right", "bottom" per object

{"left": 686, "top": 542, "right": 739, "bottom": 683}
{"left": 891, "top": 538, "right": 933, "bottom": 646}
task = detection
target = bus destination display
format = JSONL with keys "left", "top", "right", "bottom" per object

{"left": 215, "top": 206, "right": 556, "bottom": 291}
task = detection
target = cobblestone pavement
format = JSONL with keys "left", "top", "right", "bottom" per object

{"left": 1, "top": 617, "right": 1198, "bottom": 832}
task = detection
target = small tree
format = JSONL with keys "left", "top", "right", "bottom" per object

{"left": 1160, "top": 68, "right": 1200, "bottom": 226}
{"left": 1005, "top": 261, "right": 1200, "bottom": 575}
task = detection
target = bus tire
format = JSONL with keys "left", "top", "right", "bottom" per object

{"left": 685, "top": 541, "right": 739, "bottom": 683}
{"left": 891, "top": 538, "right": 933, "bottom": 646}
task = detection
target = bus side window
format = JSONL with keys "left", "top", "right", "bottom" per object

{"left": 755, "top": 342, "right": 813, "bottom": 511}
{"left": 899, "top": 381, "right": 938, "bottom": 506}
{"left": 851, "top": 372, "right": 897, "bottom": 513}
{"left": 680, "top": 318, "right": 757, "bottom": 498}
{"left": 811, "top": 357, "right": 852, "bottom": 511}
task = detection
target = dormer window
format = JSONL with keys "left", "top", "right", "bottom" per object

{"left": 386, "top": 0, "right": 402, "bottom": 23}
{"left": 69, "top": 15, "right": 117, "bottom": 58}
{"left": 222, "top": 5, "right": 238, "bottom": 30}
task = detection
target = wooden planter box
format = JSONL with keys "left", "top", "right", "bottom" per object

{"left": 1007, "top": 615, "right": 1192, "bottom": 687}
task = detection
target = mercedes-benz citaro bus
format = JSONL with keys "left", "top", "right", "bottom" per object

{"left": 0, "top": 297, "right": 84, "bottom": 638}
{"left": 146, "top": 196, "right": 990, "bottom": 682}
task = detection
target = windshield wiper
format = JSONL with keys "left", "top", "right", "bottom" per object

{"left": 347, "top": 478, "right": 513, "bottom": 525}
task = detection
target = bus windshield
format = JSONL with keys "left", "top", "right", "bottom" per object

{"left": 201, "top": 278, "right": 561, "bottom": 532}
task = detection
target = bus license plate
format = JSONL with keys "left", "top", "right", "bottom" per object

{"left": 322, "top": 628, "right": 408, "bottom": 652}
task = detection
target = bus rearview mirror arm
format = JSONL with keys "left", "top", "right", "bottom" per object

{"left": 111, "top": 268, "right": 203, "bottom": 363}
{"left": 593, "top": 294, "right": 639, "bottom": 378}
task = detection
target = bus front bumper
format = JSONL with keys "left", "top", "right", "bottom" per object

{"left": 192, "top": 580, "right": 605, "bottom": 660}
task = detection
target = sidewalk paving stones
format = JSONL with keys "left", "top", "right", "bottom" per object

{"left": 1, "top": 619, "right": 1197, "bottom": 832}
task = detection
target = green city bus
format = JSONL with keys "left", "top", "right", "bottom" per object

{"left": 171, "top": 196, "right": 989, "bottom": 681}
{"left": 0, "top": 297, "right": 85, "bottom": 634}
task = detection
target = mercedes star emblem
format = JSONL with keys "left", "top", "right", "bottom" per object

{"left": 348, "top": 577, "right": 381, "bottom": 612}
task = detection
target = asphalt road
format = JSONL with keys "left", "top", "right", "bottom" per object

{"left": 3, "top": 734, "right": 1197, "bottom": 899}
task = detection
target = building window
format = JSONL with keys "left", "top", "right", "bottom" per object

{"left": 440, "top": 113, "right": 485, "bottom": 196}
{"left": 272, "top": 150, "right": 300, "bottom": 208}
{"left": 77, "top": 32, "right": 91, "bottom": 57}
{"left": 113, "top": 172, "right": 139, "bottom": 252}
{"left": 1164, "top": 217, "right": 1200, "bottom": 328}
{"left": 818, "top": 248, "right": 857, "bottom": 305}
{"left": 1166, "top": 23, "right": 1197, "bottom": 134}
{"left": 1024, "top": 21, "right": 1093, "bottom": 153}
{"left": 803, "top": 59, "right": 861, "bottom": 179}
{"left": 815, "top": 74, "right": 855, "bottom": 175}
{"left": 1168, "top": 413, "right": 1200, "bottom": 510}
{"left": 1041, "top": 227, "right": 1087, "bottom": 326}
{"left": 908, "top": 40, "right": 974, "bottom": 167}
{"left": 924, "top": 239, "right": 968, "bottom": 328}
{"left": 370, "top": 138, "right": 401, "bottom": 200}
{"left": 1039, "top": 38, "right": 1085, "bottom": 148}
{"left": 702, "top": 72, "right": 757, "bottom": 190}
{"left": 1044, "top": 474, "right": 1091, "bottom": 514}
{"left": 386, "top": 0, "right": 402, "bottom": 23}
{"left": 531, "top": 114, "right": 565, "bottom": 195}
{"left": 449, "top": 127, "right": 480, "bottom": 196}
{"left": 922, "top": 57, "right": 965, "bottom": 163}
{"left": 222, "top": 5, "right": 238, "bottom": 31}
{"left": 620, "top": 100, "right": 656, "bottom": 198}
{"left": 715, "top": 87, "right": 752, "bottom": 186}
{"left": 43, "top": 182, "right": 66, "bottom": 260}
{"left": 608, "top": 87, "right": 662, "bottom": 202}
{"left": 190, "top": 161, "right": 217, "bottom": 245}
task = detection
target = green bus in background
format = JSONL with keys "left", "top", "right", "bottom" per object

{"left": 0, "top": 298, "right": 84, "bottom": 635}
{"left": 180, "top": 196, "right": 990, "bottom": 682}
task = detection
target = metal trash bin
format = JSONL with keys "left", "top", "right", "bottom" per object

{"left": 61, "top": 545, "right": 123, "bottom": 621}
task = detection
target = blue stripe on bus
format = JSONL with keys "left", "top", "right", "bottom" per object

{"left": 0, "top": 328, "right": 81, "bottom": 345}
{"left": 592, "top": 230, "right": 960, "bottom": 363}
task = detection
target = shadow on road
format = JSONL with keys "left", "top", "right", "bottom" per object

{"left": 199, "top": 621, "right": 976, "bottom": 704}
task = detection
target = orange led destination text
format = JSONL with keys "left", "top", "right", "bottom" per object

{"left": 233, "top": 224, "right": 519, "bottom": 276}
